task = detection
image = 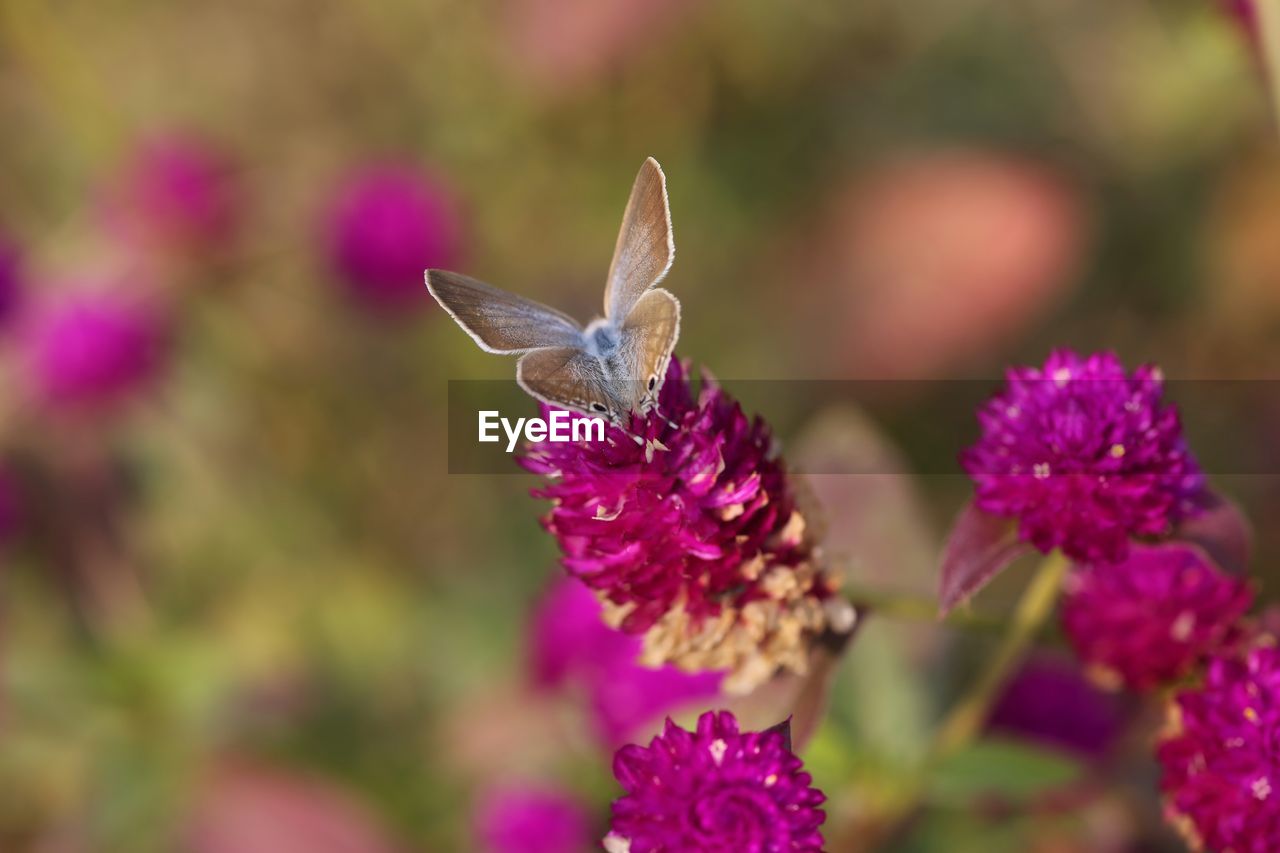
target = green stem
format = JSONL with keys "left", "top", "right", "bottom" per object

{"left": 926, "top": 550, "right": 1069, "bottom": 763}
{"left": 861, "top": 552, "right": 1069, "bottom": 849}
{"left": 843, "top": 586, "right": 1006, "bottom": 633}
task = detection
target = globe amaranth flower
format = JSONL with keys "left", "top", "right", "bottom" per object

{"left": 322, "top": 163, "right": 464, "bottom": 312}
{"left": 530, "top": 576, "right": 721, "bottom": 745}
{"left": 987, "top": 652, "right": 1127, "bottom": 759}
{"left": 19, "top": 285, "right": 167, "bottom": 412}
{"left": 603, "top": 710, "right": 825, "bottom": 853}
{"left": 473, "top": 785, "right": 593, "bottom": 853}
{"left": 0, "top": 232, "right": 23, "bottom": 326}
{"left": 101, "top": 133, "right": 240, "bottom": 255}
{"left": 521, "top": 360, "right": 852, "bottom": 694}
{"left": 1061, "top": 543, "right": 1253, "bottom": 691}
{"left": 960, "top": 349, "right": 1206, "bottom": 563}
{"left": 1158, "top": 646, "right": 1280, "bottom": 852}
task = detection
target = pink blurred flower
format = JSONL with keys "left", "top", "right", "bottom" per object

{"left": 503, "top": 0, "right": 697, "bottom": 93}
{"left": 1222, "top": 0, "right": 1257, "bottom": 39}
{"left": 322, "top": 164, "right": 464, "bottom": 313}
{"left": 987, "top": 652, "right": 1127, "bottom": 758}
{"left": 473, "top": 785, "right": 593, "bottom": 853}
{"left": 805, "top": 150, "right": 1085, "bottom": 379}
{"left": 183, "top": 761, "right": 401, "bottom": 853}
{"left": 0, "top": 231, "right": 23, "bottom": 326}
{"left": 101, "top": 133, "right": 240, "bottom": 256}
{"left": 531, "top": 576, "right": 721, "bottom": 746}
{"left": 0, "top": 467, "right": 23, "bottom": 547}
{"left": 19, "top": 285, "right": 168, "bottom": 412}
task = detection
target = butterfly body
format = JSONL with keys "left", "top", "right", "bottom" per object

{"left": 583, "top": 318, "right": 620, "bottom": 360}
{"left": 427, "top": 158, "right": 680, "bottom": 426}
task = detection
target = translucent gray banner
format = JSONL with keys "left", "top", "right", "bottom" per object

{"left": 445, "top": 379, "right": 1280, "bottom": 475}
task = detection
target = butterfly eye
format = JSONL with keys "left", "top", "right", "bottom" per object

{"left": 591, "top": 403, "right": 608, "bottom": 414}
{"left": 647, "top": 376, "right": 657, "bottom": 392}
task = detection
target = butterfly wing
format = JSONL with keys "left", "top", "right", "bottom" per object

{"left": 617, "top": 287, "right": 681, "bottom": 408}
{"left": 426, "top": 269, "right": 584, "bottom": 353}
{"left": 603, "top": 157, "right": 674, "bottom": 322}
{"left": 517, "top": 347, "right": 624, "bottom": 420}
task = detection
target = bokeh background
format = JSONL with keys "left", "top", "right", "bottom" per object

{"left": 0, "top": 0, "right": 1276, "bottom": 850}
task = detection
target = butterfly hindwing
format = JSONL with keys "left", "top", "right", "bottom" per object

{"left": 617, "top": 288, "right": 681, "bottom": 407}
{"left": 516, "top": 347, "right": 624, "bottom": 420}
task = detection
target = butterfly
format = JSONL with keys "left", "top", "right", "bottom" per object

{"left": 425, "top": 157, "right": 680, "bottom": 427}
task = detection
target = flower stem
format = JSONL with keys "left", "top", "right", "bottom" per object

{"left": 926, "top": 550, "right": 1069, "bottom": 763}
{"left": 842, "top": 586, "right": 1005, "bottom": 633}
{"left": 861, "top": 552, "right": 1069, "bottom": 848}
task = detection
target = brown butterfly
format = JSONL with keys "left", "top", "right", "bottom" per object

{"left": 426, "top": 157, "right": 680, "bottom": 425}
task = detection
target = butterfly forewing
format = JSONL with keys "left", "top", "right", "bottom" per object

{"left": 426, "top": 270, "right": 583, "bottom": 353}
{"left": 603, "top": 157, "right": 674, "bottom": 322}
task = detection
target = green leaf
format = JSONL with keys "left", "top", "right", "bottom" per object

{"left": 927, "top": 737, "right": 1084, "bottom": 806}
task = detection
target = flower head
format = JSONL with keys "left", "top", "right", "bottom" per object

{"left": 531, "top": 576, "right": 721, "bottom": 744}
{"left": 322, "top": 164, "right": 463, "bottom": 312}
{"left": 605, "top": 710, "right": 825, "bottom": 852}
{"left": 20, "top": 285, "right": 167, "bottom": 412}
{"left": 473, "top": 785, "right": 593, "bottom": 853}
{"left": 1158, "top": 645, "right": 1280, "bottom": 851}
{"left": 521, "top": 360, "right": 849, "bottom": 693}
{"left": 960, "top": 349, "right": 1205, "bottom": 563}
{"left": 1061, "top": 543, "right": 1253, "bottom": 691}
{"left": 102, "top": 133, "right": 239, "bottom": 255}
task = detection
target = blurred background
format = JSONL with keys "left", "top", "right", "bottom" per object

{"left": 0, "top": 0, "right": 1277, "bottom": 850}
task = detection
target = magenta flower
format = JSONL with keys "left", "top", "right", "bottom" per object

{"left": 1158, "top": 645, "right": 1280, "bottom": 851}
{"left": 0, "top": 232, "right": 22, "bottom": 326}
{"left": 473, "top": 785, "right": 593, "bottom": 853}
{"left": 102, "top": 133, "right": 239, "bottom": 255}
{"left": 183, "top": 760, "right": 401, "bottom": 853}
{"left": 604, "top": 710, "right": 825, "bottom": 852}
{"left": 1223, "top": 0, "right": 1257, "bottom": 35}
{"left": 0, "top": 467, "right": 22, "bottom": 547}
{"left": 1061, "top": 543, "right": 1253, "bottom": 691}
{"left": 20, "top": 286, "right": 167, "bottom": 412}
{"left": 521, "top": 360, "right": 849, "bottom": 693}
{"left": 987, "top": 652, "right": 1126, "bottom": 758}
{"left": 531, "top": 576, "right": 721, "bottom": 745}
{"left": 322, "top": 164, "right": 464, "bottom": 312}
{"left": 960, "top": 349, "right": 1205, "bottom": 563}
